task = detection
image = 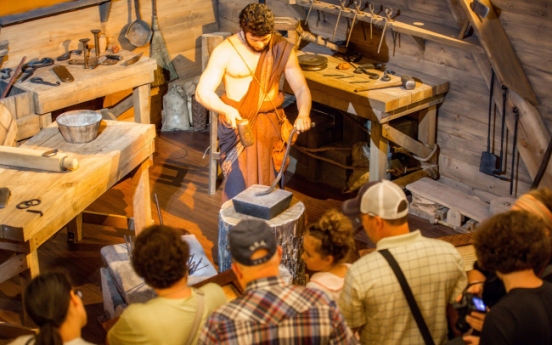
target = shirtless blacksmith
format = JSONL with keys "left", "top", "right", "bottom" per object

{"left": 196, "top": 3, "right": 312, "bottom": 201}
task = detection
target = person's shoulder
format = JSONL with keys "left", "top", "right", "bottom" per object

{"left": 198, "top": 282, "right": 225, "bottom": 295}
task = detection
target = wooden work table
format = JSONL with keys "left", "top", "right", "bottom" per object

{"left": 285, "top": 52, "right": 449, "bottom": 182}
{"left": 16, "top": 50, "right": 157, "bottom": 123}
{"left": 0, "top": 120, "right": 155, "bottom": 282}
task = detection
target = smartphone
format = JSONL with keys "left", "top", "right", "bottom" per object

{"left": 472, "top": 296, "right": 487, "bottom": 313}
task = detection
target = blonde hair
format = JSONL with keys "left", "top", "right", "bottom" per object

{"left": 305, "top": 209, "right": 355, "bottom": 264}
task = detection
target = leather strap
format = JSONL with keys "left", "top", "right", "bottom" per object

{"left": 184, "top": 289, "right": 205, "bottom": 345}
{"left": 379, "top": 249, "right": 435, "bottom": 345}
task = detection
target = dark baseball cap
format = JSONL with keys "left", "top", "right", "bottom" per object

{"left": 229, "top": 219, "right": 277, "bottom": 266}
{"left": 342, "top": 180, "right": 409, "bottom": 220}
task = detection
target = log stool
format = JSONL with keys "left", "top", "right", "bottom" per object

{"left": 218, "top": 197, "right": 306, "bottom": 285}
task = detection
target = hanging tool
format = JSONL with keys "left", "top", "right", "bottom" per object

{"left": 332, "top": 3, "right": 344, "bottom": 41}
{"left": 346, "top": 0, "right": 362, "bottom": 47}
{"left": 384, "top": 8, "right": 398, "bottom": 56}
{"left": 496, "top": 85, "right": 509, "bottom": 175}
{"left": 479, "top": 69, "right": 499, "bottom": 176}
{"left": 305, "top": 0, "right": 317, "bottom": 26}
{"left": 150, "top": 0, "right": 178, "bottom": 86}
{"left": 30, "top": 77, "right": 60, "bottom": 87}
{"left": 510, "top": 107, "right": 520, "bottom": 195}
{"left": 369, "top": 3, "right": 375, "bottom": 39}
{"left": 376, "top": 10, "right": 389, "bottom": 53}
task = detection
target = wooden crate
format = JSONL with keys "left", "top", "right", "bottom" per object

{"left": 0, "top": 82, "right": 50, "bottom": 141}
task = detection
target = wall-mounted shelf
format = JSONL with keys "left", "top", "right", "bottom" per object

{"left": 298, "top": 0, "right": 483, "bottom": 53}
{"left": 0, "top": 0, "right": 112, "bottom": 29}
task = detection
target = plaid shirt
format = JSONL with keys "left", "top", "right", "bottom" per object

{"left": 198, "top": 276, "right": 357, "bottom": 344}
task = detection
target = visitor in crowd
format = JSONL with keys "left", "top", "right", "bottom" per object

{"left": 461, "top": 189, "right": 552, "bottom": 334}
{"left": 466, "top": 189, "right": 552, "bottom": 305}
{"left": 302, "top": 208, "right": 355, "bottom": 301}
{"left": 463, "top": 210, "right": 552, "bottom": 345}
{"left": 9, "top": 271, "right": 95, "bottom": 345}
{"left": 199, "top": 218, "right": 357, "bottom": 344}
{"left": 339, "top": 180, "right": 467, "bottom": 345}
{"left": 107, "top": 225, "right": 226, "bottom": 345}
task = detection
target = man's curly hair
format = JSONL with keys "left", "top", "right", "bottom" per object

{"left": 239, "top": 3, "right": 274, "bottom": 36}
{"left": 131, "top": 225, "right": 189, "bottom": 289}
{"left": 474, "top": 210, "right": 551, "bottom": 274}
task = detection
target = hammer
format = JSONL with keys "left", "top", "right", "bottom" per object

{"left": 354, "top": 74, "right": 415, "bottom": 92}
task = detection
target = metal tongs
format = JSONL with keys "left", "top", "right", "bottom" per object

{"left": 256, "top": 122, "right": 315, "bottom": 196}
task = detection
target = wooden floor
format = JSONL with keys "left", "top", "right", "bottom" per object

{"left": 0, "top": 128, "right": 456, "bottom": 344}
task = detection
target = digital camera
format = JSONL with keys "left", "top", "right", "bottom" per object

{"left": 452, "top": 292, "right": 487, "bottom": 333}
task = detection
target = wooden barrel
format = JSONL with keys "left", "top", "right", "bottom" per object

{"left": 218, "top": 197, "right": 306, "bottom": 285}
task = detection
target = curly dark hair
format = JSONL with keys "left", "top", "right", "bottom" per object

{"left": 131, "top": 225, "right": 189, "bottom": 289}
{"left": 474, "top": 210, "right": 552, "bottom": 274}
{"left": 239, "top": 3, "right": 274, "bottom": 36}
{"left": 306, "top": 209, "right": 355, "bottom": 264}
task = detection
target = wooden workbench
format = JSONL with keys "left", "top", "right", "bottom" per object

{"left": 0, "top": 120, "right": 155, "bottom": 282}
{"left": 285, "top": 53, "right": 449, "bottom": 182}
{"left": 16, "top": 50, "right": 157, "bottom": 123}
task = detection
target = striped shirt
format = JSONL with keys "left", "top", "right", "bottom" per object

{"left": 198, "top": 276, "right": 358, "bottom": 344}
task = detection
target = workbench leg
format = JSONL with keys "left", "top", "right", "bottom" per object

{"left": 25, "top": 248, "right": 40, "bottom": 278}
{"left": 418, "top": 105, "right": 437, "bottom": 146}
{"left": 208, "top": 110, "right": 220, "bottom": 195}
{"left": 132, "top": 157, "right": 153, "bottom": 235}
{"left": 418, "top": 105, "right": 437, "bottom": 164}
{"left": 133, "top": 84, "right": 151, "bottom": 124}
{"left": 369, "top": 121, "right": 389, "bottom": 181}
{"left": 66, "top": 213, "right": 83, "bottom": 243}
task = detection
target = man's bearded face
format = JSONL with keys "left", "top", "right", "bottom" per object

{"left": 243, "top": 32, "right": 272, "bottom": 52}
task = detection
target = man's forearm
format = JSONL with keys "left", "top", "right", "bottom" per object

{"left": 295, "top": 87, "right": 312, "bottom": 118}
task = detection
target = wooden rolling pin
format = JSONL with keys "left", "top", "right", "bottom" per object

{"left": 0, "top": 146, "right": 78, "bottom": 172}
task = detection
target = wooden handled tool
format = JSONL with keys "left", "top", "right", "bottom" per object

{"left": 0, "top": 146, "right": 78, "bottom": 172}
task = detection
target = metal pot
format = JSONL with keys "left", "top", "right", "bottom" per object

{"left": 125, "top": 0, "right": 152, "bottom": 47}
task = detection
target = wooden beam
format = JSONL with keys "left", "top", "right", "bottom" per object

{"left": 0, "top": 0, "right": 111, "bottom": 27}
{"left": 457, "top": 0, "right": 538, "bottom": 105}
{"left": 382, "top": 124, "right": 432, "bottom": 159}
{"left": 0, "top": 254, "right": 27, "bottom": 285}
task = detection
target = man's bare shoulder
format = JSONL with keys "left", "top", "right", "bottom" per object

{"left": 211, "top": 35, "right": 240, "bottom": 56}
